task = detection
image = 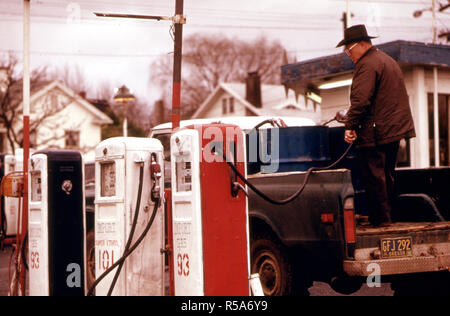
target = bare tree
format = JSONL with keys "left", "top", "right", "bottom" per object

{"left": 149, "top": 33, "right": 289, "bottom": 119}
{"left": 0, "top": 53, "right": 65, "bottom": 153}
{"left": 95, "top": 80, "right": 114, "bottom": 103}
{"left": 51, "top": 63, "right": 89, "bottom": 96}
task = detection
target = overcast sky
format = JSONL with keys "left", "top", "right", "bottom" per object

{"left": 0, "top": 0, "right": 449, "bottom": 107}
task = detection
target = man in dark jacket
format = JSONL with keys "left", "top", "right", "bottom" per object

{"left": 337, "top": 25, "right": 416, "bottom": 226}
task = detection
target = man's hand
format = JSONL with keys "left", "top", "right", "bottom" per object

{"left": 344, "top": 130, "right": 357, "bottom": 144}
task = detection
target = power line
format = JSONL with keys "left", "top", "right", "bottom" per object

{"left": 0, "top": 45, "right": 338, "bottom": 59}
{"left": 0, "top": 11, "right": 440, "bottom": 32}
{"left": 331, "top": 0, "right": 427, "bottom": 4}
{"left": 0, "top": 49, "right": 162, "bottom": 58}
{"left": 4, "top": 0, "right": 446, "bottom": 26}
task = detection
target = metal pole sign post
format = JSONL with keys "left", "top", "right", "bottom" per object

{"left": 94, "top": 0, "right": 186, "bottom": 132}
{"left": 17, "top": 0, "right": 31, "bottom": 296}
{"left": 171, "top": 0, "right": 184, "bottom": 131}
{"left": 94, "top": 1, "right": 186, "bottom": 297}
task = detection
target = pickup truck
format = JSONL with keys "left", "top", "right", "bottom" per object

{"left": 150, "top": 116, "right": 450, "bottom": 296}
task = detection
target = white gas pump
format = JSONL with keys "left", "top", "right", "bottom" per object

{"left": 93, "top": 137, "right": 165, "bottom": 296}
{"left": 28, "top": 150, "right": 86, "bottom": 296}
{"left": 170, "top": 124, "right": 251, "bottom": 296}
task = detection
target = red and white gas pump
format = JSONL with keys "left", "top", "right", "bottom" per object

{"left": 170, "top": 124, "right": 251, "bottom": 296}
{"left": 1, "top": 150, "right": 26, "bottom": 241}
{"left": 2, "top": 154, "right": 20, "bottom": 239}
{"left": 93, "top": 137, "right": 165, "bottom": 296}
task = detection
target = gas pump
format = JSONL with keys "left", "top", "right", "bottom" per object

{"left": 1, "top": 150, "right": 32, "bottom": 247}
{"left": 93, "top": 137, "right": 165, "bottom": 296}
{"left": 28, "top": 150, "right": 85, "bottom": 296}
{"left": 1, "top": 152, "right": 22, "bottom": 239}
{"left": 170, "top": 124, "right": 251, "bottom": 296}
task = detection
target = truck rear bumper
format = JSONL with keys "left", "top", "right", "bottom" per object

{"left": 344, "top": 254, "right": 450, "bottom": 276}
{"left": 343, "top": 243, "right": 450, "bottom": 276}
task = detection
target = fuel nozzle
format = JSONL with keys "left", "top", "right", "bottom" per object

{"left": 150, "top": 153, "right": 162, "bottom": 204}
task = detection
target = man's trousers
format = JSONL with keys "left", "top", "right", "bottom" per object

{"left": 357, "top": 141, "right": 400, "bottom": 226}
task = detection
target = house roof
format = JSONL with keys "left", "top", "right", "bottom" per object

{"left": 192, "top": 82, "right": 319, "bottom": 119}
{"left": 27, "top": 81, "right": 113, "bottom": 125}
{"left": 282, "top": 40, "right": 450, "bottom": 95}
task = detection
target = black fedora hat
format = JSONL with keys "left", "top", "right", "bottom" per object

{"left": 336, "top": 24, "right": 377, "bottom": 47}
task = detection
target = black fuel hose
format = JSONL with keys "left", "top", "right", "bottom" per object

{"left": 107, "top": 164, "right": 144, "bottom": 296}
{"left": 87, "top": 196, "right": 160, "bottom": 296}
{"left": 252, "top": 119, "right": 283, "bottom": 130}
{"left": 223, "top": 143, "right": 353, "bottom": 205}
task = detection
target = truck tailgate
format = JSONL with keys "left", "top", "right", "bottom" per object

{"left": 344, "top": 222, "right": 450, "bottom": 276}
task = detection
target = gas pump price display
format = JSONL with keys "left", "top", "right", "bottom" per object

{"left": 101, "top": 162, "right": 116, "bottom": 197}
{"left": 176, "top": 159, "right": 192, "bottom": 192}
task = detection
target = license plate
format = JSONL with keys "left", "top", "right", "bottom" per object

{"left": 380, "top": 237, "right": 413, "bottom": 258}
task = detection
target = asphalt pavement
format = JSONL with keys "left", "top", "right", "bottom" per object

{"left": 0, "top": 246, "right": 13, "bottom": 296}
{"left": 0, "top": 245, "right": 393, "bottom": 296}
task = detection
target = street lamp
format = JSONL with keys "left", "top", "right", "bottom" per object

{"left": 113, "top": 85, "right": 135, "bottom": 137}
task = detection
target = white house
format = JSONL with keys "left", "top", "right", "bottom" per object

{"left": 192, "top": 72, "right": 322, "bottom": 123}
{"left": 1, "top": 80, "right": 113, "bottom": 161}
{"left": 282, "top": 40, "right": 450, "bottom": 169}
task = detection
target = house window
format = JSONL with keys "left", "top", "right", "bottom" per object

{"left": 397, "top": 139, "right": 411, "bottom": 167}
{"left": 0, "top": 132, "right": 4, "bottom": 153}
{"left": 222, "top": 98, "right": 228, "bottom": 114}
{"left": 428, "top": 93, "right": 450, "bottom": 166}
{"left": 65, "top": 130, "right": 80, "bottom": 149}
{"left": 229, "top": 97, "right": 235, "bottom": 113}
{"left": 51, "top": 94, "right": 59, "bottom": 108}
{"left": 30, "top": 131, "right": 37, "bottom": 149}
{"left": 222, "top": 97, "right": 235, "bottom": 115}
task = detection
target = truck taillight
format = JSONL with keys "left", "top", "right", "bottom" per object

{"left": 343, "top": 197, "right": 356, "bottom": 244}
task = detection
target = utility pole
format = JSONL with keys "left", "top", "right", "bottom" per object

{"left": 341, "top": 0, "right": 353, "bottom": 34}
{"left": 438, "top": 1, "right": 450, "bottom": 41}
{"left": 432, "top": 0, "right": 439, "bottom": 166}
{"left": 171, "top": 0, "right": 183, "bottom": 130}
{"left": 94, "top": 0, "right": 186, "bottom": 132}
{"left": 432, "top": 0, "right": 437, "bottom": 44}
{"left": 414, "top": 0, "right": 450, "bottom": 43}
{"left": 346, "top": 0, "right": 351, "bottom": 28}
{"left": 413, "top": 0, "right": 444, "bottom": 166}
